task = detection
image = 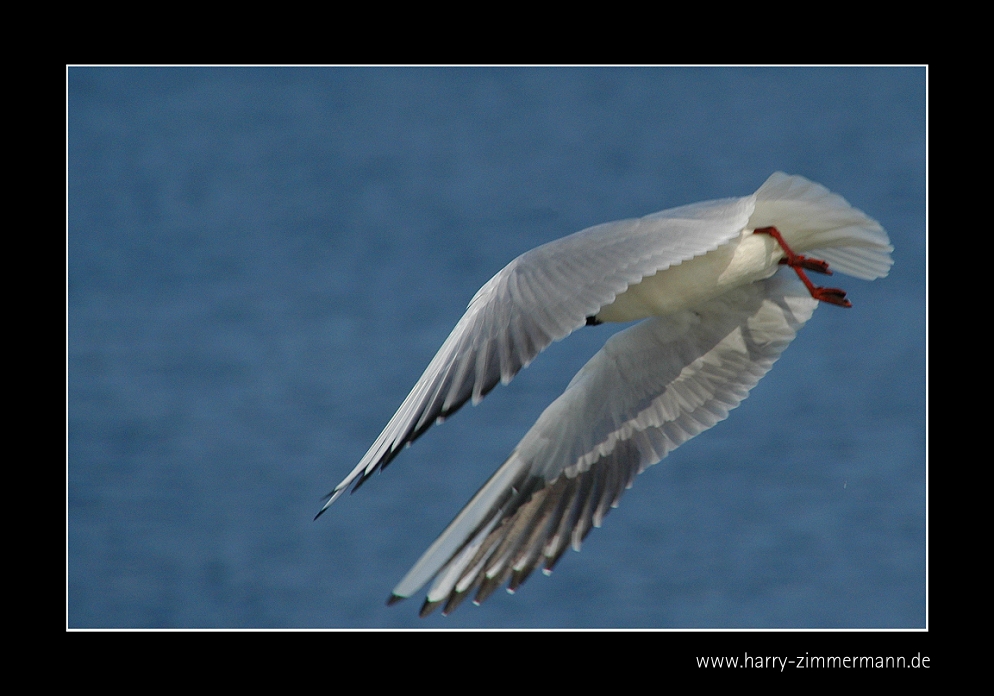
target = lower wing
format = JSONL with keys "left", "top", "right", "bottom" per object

{"left": 390, "top": 269, "right": 820, "bottom": 616}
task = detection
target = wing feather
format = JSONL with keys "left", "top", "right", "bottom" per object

{"left": 390, "top": 271, "right": 819, "bottom": 614}
{"left": 318, "top": 194, "right": 756, "bottom": 514}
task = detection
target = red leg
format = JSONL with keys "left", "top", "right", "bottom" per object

{"left": 754, "top": 226, "right": 852, "bottom": 308}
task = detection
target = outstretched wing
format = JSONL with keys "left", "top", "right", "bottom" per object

{"left": 318, "top": 194, "right": 756, "bottom": 515}
{"left": 389, "top": 271, "right": 819, "bottom": 616}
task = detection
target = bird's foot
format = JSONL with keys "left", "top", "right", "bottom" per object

{"left": 754, "top": 226, "right": 851, "bottom": 308}
{"left": 778, "top": 255, "right": 831, "bottom": 275}
{"left": 809, "top": 286, "right": 852, "bottom": 308}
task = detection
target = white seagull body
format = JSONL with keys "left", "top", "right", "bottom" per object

{"left": 319, "top": 172, "right": 893, "bottom": 617}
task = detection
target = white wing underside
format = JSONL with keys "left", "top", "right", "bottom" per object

{"left": 319, "top": 195, "right": 757, "bottom": 511}
{"left": 393, "top": 272, "right": 819, "bottom": 615}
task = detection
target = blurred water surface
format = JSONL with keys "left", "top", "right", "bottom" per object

{"left": 68, "top": 67, "right": 925, "bottom": 628}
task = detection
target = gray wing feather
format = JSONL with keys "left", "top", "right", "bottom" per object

{"left": 391, "top": 270, "right": 818, "bottom": 615}
{"left": 320, "top": 195, "right": 756, "bottom": 512}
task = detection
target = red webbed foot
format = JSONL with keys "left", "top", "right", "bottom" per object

{"left": 810, "top": 286, "right": 852, "bottom": 308}
{"left": 779, "top": 255, "right": 831, "bottom": 275}
{"left": 754, "top": 226, "right": 852, "bottom": 308}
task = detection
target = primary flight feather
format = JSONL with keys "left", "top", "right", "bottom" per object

{"left": 318, "top": 172, "right": 893, "bottom": 617}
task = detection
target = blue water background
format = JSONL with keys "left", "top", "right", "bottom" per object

{"left": 68, "top": 67, "right": 926, "bottom": 628}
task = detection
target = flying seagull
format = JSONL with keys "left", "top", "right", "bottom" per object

{"left": 317, "top": 172, "right": 893, "bottom": 617}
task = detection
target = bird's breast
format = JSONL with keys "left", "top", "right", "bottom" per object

{"left": 594, "top": 230, "right": 782, "bottom": 323}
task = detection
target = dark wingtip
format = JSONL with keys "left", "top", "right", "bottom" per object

{"left": 419, "top": 598, "right": 442, "bottom": 618}
{"left": 314, "top": 489, "right": 339, "bottom": 520}
{"left": 386, "top": 593, "right": 405, "bottom": 607}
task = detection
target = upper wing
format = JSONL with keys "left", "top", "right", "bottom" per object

{"left": 318, "top": 194, "right": 756, "bottom": 514}
{"left": 389, "top": 270, "right": 819, "bottom": 616}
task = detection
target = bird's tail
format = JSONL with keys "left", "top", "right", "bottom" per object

{"left": 750, "top": 172, "right": 893, "bottom": 281}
